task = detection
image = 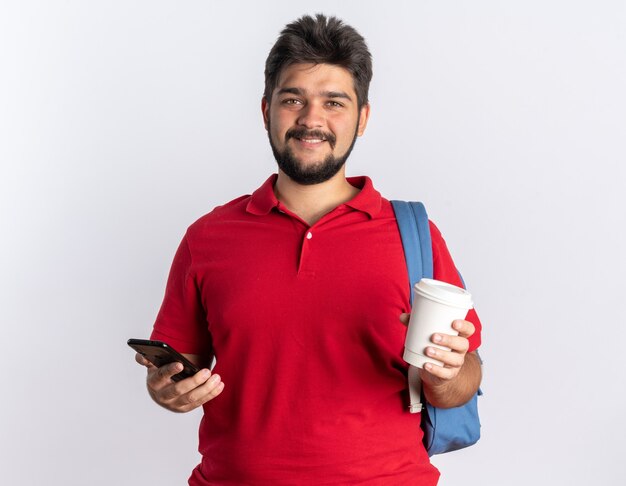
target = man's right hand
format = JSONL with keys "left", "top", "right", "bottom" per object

{"left": 135, "top": 353, "right": 225, "bottom": 413}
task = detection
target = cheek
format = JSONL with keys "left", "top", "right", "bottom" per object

{"left": 332, "top": 119, "right": 358, "bottom": 142}
{"left": 270, "top": 112, "right": 293, "bottom": 138}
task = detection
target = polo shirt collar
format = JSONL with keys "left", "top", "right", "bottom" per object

{"left": 344, "top": 176, "right": 382, "bottom": 218}
{"left": 246, "top": 174, "right": 382, "bottom": 218}
{"left": 246, "top": 174, "right": 279, "bottom": 216}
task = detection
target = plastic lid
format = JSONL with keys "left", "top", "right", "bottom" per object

{"left": 413, "top": 278, "right": 473, "bottom": 309}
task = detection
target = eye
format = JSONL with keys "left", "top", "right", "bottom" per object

{"left": 282, "top": 98, "right": 302, "bottom": 106}
{"left": 326, "top": 101, "right": 344, "bottom": 108}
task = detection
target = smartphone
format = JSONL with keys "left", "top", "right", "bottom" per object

{"left": 127, "top": 338, "right": 199, "bottom": 382}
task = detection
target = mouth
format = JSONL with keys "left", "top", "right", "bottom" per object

{"left": 295, "top": 136, "right": 326, "bottom": 145}
{"left": 290, "top": 135, "right": 332, "bottom": 150}
{"left": 290, "top": 138, "right": 328, "bottom": 151}
{"left": 286, "top": 128, "right": 335, "bottom": 149}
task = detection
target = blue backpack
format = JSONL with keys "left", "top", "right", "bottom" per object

{"left": 391, "top": 200, "right": 482, "bottom": 456}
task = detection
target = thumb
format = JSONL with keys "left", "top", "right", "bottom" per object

{"left": 399, "top": 313, "right": 410, "bottom": 326}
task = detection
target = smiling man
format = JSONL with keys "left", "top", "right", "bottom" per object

{"left": 135, "top": 14, "right": 482, "bottom": 485}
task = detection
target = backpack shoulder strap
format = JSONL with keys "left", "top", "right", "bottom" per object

{"left": 390, "top": 201, "right": 433, "bottom": 305}
{"left": 391, "top": 200, "right": 432, "bottom": 413}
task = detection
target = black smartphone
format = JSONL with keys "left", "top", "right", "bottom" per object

{"left": 127, "top": 338, "right": 199, "bottom": 382}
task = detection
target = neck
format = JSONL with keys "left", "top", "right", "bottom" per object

{"left": 274, "top": 169, "right": 360, "bottom": 226}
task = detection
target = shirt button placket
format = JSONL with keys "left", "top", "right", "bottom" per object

{"left": 298, "top": 230, "right": 314, "bottom": 275}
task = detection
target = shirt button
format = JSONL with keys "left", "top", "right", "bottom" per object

{"left": 306, "top": 231, "right": 313, "bottom": 240}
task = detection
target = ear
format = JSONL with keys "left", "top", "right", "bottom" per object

{"left": 262, "top": 97, "right": 270, "bottom": 130}
{"left": 356, "top": 103, "right": 371, "bottom": 136}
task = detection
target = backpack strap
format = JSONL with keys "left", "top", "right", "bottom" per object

{"left": 390, "top": 200, "right": 432, "bottom": 413}
{"left": 390, "top": 201, "right": 433, "bottom": 305}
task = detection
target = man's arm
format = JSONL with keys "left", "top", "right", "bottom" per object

{"left": 421, "top": 350, "right": 481, "bottom": 408}
{"left": 400, "top": 315, "right": 482, "bottom": 409}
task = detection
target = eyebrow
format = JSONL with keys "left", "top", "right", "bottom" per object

{"left": 276, "top": 87, "right": 353, "bottom": 102}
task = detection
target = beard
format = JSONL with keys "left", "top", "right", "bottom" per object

{"left": 267, "top": 121, "right": 360, "bottom": 185}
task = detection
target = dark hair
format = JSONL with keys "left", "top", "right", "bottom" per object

{"left": 264, "top": 14, "right": 373, "bottom": 109}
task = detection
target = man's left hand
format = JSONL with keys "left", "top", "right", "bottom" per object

{"left": 399, "top": 314, "right": 475, "bottom": 386}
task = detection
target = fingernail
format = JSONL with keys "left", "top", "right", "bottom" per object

{"left": 433, "top": 334, "right": 442, "bottom": 343}
{"left": 201, "top": 369, "right": 210, "bottom": 378}
{"left": 425, "top": 363, "right": 433, "bottom": 371}
{"left": 427, "top": 347, "right": 437, "bottom": 357}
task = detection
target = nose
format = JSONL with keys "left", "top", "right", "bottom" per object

{"left": 296, "top": 102, "right": 324, "bottom": 129}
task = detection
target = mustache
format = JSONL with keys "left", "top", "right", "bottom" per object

{"left": 286, "top": 127, "right": 336, "bottom": 149}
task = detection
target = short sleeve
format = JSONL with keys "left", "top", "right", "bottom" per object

{"left": 429, "top": 221, "right": 482, "bottom": 353}
{"left": 150, "top": 235, "right": 213, "bottom": 355}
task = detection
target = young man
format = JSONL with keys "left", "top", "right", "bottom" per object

{"left": 135, "top": 14, "right": 482, "bottom": 485}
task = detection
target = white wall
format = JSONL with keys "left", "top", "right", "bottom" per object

{"left": 1, "top": 1, "right": 624, "bottom": 484}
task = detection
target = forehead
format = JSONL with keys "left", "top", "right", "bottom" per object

{"left": 274, "top": 63, "right": 357, "bottom": 97}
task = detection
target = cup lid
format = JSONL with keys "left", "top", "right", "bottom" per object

{"left": 413, "top": 278, "right": 473, "bottom": 309}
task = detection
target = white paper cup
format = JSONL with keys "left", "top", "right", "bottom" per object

{"left": 403, "top": 278, "right": 473, "bottom": 368}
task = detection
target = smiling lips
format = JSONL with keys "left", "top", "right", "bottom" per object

{"left": 297, "top": 136, "right": 326, "bottom": 145}
{"left": 286, "top": 128, "right": 336, "bottom": 149}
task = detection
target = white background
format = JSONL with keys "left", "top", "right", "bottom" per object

{"left": 1, "top": 1, "right": 625, "bottom": 484}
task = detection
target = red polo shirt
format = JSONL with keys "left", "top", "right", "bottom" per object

{"left": 151, "top": 174, "right": 482, "bottom": 485}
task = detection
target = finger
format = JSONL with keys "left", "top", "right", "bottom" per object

{"left": 158, "top": 361, "right": 184, "bottom": 380}
{"left": 174, "top": 374, "right": 225, "bottom": 412}
{"left": 147, "top": 362, "right": 184, "bottom": 390}
{"left": 425, "top": 346, "right": 464, "bottom": 369}
{"left": 431, "top": 333, "right": 469, "bottom": 354}
{"left": 399, "top": 313, "right": 410, "bottom": 326}
{"left": 157, "top": 368, "right": 212, "bottom": 401}
{"left": 452, "top": 319, "right": 475, "bottom": 339}
{"left": 423, "top": 361, "right": 460, "bottom": 381}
